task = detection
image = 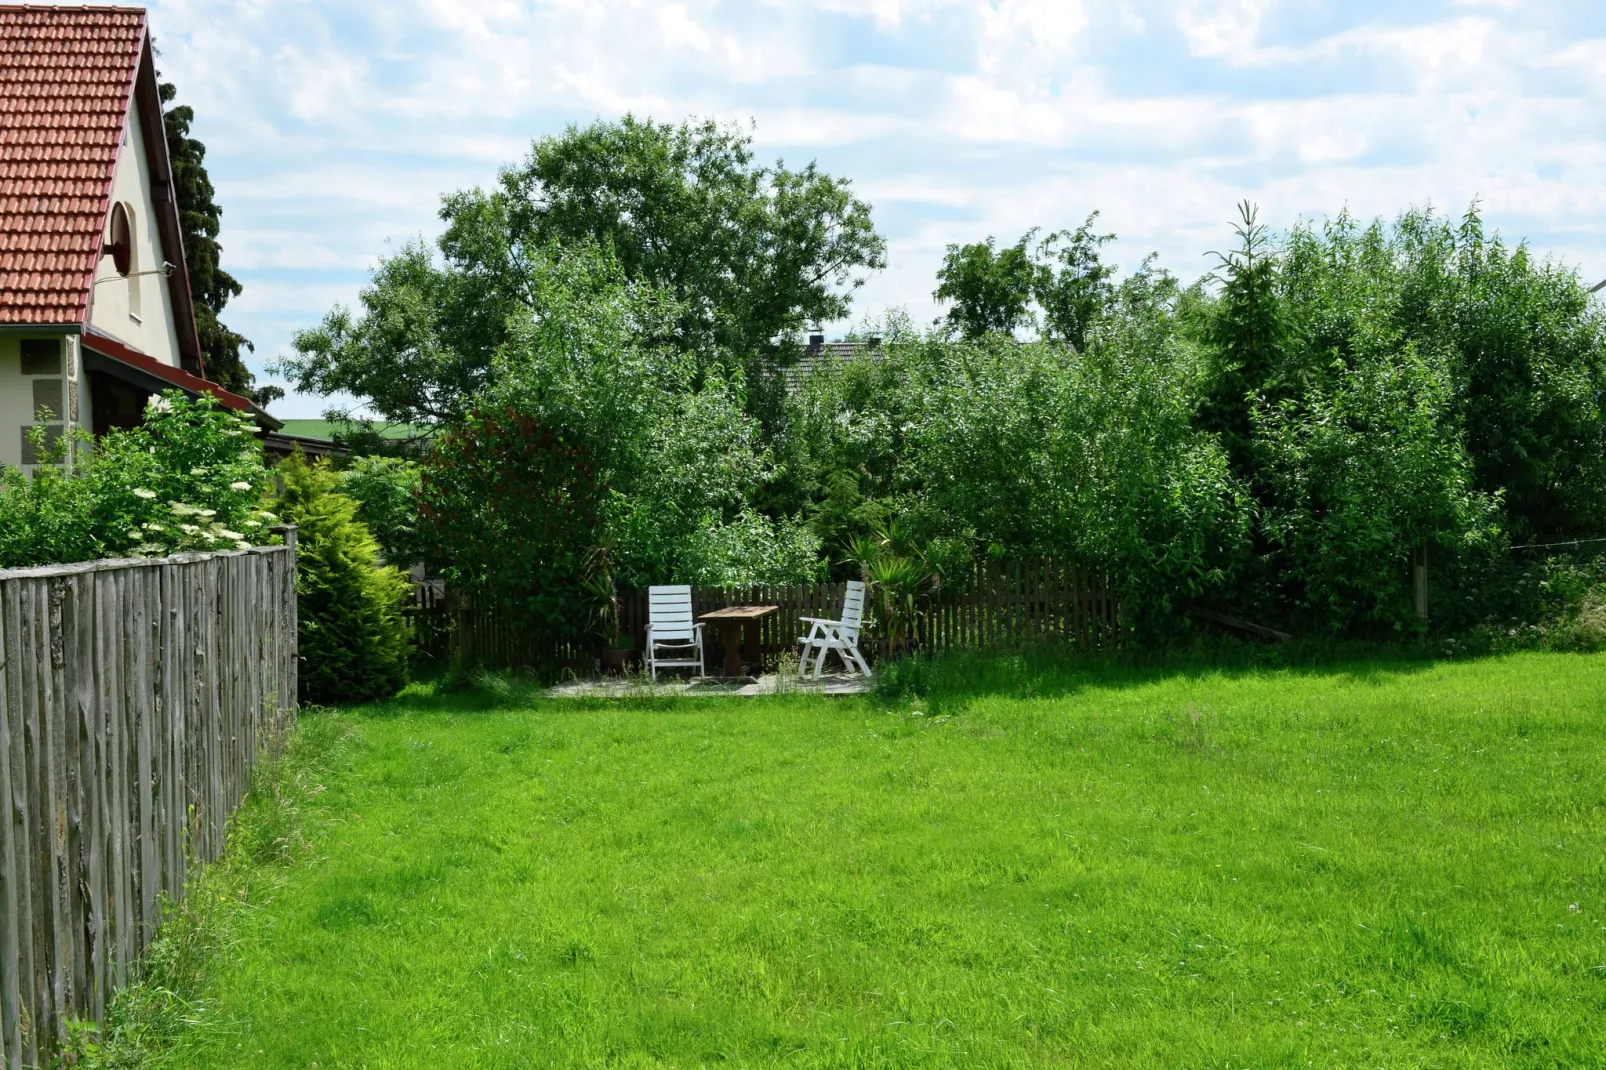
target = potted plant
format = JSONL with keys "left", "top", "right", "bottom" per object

{"left": 583, "top": 541, "right": 634, "bottom": 673}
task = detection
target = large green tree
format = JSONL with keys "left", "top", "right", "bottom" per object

{"left": 158, "top": 80, "right": 268, "bottom": 402}
{"left": 933, "top": 232, "right": 1038, "bottom": 339}
{"left": 280, "top": 116, "right": 886, "bottom": 430}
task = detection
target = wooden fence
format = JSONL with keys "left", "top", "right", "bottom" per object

{"left": 415, "top": 557, "right": 1117, "bottom": 671}
{"left": 0, "top": 536, "right": 298, "bottom": 1067}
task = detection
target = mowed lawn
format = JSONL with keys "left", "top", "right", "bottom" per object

{"left": 163, "top": 652, "right": 1605, "bottom": 1068}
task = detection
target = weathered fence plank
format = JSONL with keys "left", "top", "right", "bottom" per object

{"left": 0, "top": 541, "right": 297, "bottom": 1065}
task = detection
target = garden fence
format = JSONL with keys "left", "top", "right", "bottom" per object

{"left": 0, "top": 535, "right": 298, "bottom": 1067}
{"left": 412, "top": 557, "right": 1117, "bottom": 671}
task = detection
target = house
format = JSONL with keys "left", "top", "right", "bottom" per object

{"left": 0, "top": 4, "right": 282, "bottom": 469}
{"left": 785, "top": 333, "right": 882, "bottom": 392}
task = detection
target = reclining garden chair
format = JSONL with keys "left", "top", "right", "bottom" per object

{"left": 798, "top": 580, "right": 872, "bottom": 679}
{"left": 646, "top": 585, "right": 706, "bottom": 682}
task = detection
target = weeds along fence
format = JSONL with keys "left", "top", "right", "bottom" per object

{"left": 412, "top": 558, "right": 1117, "bottom": 671}
{"left": 0, "top": 535, "right": 298, "bottom": 1067}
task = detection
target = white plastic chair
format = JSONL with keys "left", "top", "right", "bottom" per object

{"left": 646, "top": 585, "right": 706, "bottom": 681}
{"left": 798, "top": 580, "right": 872, "bottom": 679}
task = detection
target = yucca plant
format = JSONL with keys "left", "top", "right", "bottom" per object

{"left": 847, "top": 525, "right": 942, "bottom": 659}
{"left": 582, "top": 540, "right": 631, "bottom": 651}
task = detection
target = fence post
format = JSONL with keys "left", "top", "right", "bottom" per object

{"left": 1413, "top": 540, "right": 1429, "bottom": 622}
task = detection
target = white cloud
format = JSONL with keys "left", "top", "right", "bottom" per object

{"left": 63, "top": 0, "right": 1598, "bottom": 416}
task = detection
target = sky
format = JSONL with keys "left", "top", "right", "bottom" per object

{"left": 121, "top": 0, "right": 1606, "bottom": 418}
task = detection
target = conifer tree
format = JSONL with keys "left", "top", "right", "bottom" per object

{"left": 158, "top": 78, "right": 273, "bottom": 403}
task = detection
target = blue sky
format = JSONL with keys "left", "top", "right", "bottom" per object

{"left": 127, "top": 0, "right": 1606, "bottom": 417}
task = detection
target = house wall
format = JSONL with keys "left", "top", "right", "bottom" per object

{"left": 86, "top": 102, "right": 183, "bottom": 365}
{"left": 0, "top": 334, "right": 90, "bottom": 469}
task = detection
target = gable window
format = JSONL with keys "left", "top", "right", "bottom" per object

{"left": 123, "top": 202, "right": 142, "bottom": 321}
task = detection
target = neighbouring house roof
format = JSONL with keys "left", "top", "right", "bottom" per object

{"left": 275, "top": 419, "right": 433, "bottom": 442}
{"left": 785, "top": 337, "right": 879, "bottom": 391}
{"left": 0, "top": 4, "right": 204, "bottom": 373}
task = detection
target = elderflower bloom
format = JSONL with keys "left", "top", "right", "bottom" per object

{"left": 132, "top": 487, "right": 157, "bottom": 500}
{"left": 218, "top": 529, "right": 243, "bottom": 540}
{"left": 243, "top": 520, "right": 261, "bottom": 529}
{"left": 197, "top": 508, "right": 217, "bottom": 518}
{"left": 229, "top": 481, "right": 252, "bottom": 491}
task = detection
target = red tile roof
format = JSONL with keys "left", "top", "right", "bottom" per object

{"left": 0, "top": 5, "right": 145, "bottom": 324}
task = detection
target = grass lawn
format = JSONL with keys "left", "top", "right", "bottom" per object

{"left": 137, "top": 651, "right": 1605, "bottom": 1068}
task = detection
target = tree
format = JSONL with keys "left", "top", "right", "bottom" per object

{"left": 933, "top": 216, "right": 1117, "bottom": 347}
{"left": 933, "top": 232, "right": 1038, "bottom": 339}
{"left": 275, "top": 452, "right": 411, "bottom": 704}
{"left": 279, "top": 116, "right": 887, "bottom": 430}
{"left": 1195, "top": 201, "right": 1288, "bottom": 480}
{"left": 282, "top": 240, "right": 496, "bottom": 429}
{"left": 1034, "top": 213, "right": 1117, "bottom": 350}
{"left": 158, "top": 79, "right": 263, "bottom": 402}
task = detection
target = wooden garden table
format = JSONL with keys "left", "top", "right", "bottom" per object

{"left": 697, "top": 604, "right": 779, "bottom": 677}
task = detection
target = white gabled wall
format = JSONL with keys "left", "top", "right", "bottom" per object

{"left": 87, "top": 101, "right": 184, "bottom": 367}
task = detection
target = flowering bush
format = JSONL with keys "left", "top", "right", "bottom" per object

{"left": 0, "top": 391, "right": 277, "bottom": 568}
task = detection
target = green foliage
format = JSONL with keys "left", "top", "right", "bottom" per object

{"left": 0, "top": 392, "right": 275, "bottom": 568}
{"left": 846, "top": 524, "right": 944, "bottom": 655}
{"left": 1182, "top": 202, "right": 1606, "bottom": 631}
{"left": 281, "top": 239, "right": 497, "bottom": 427}
{"left": 1255, "top": 342, "right": 1501, "bottom": 633}
{"left": 336, "top": 455, "right": 424, "bottom": 565}
{"left": 932, "top": 214, "right": 1116, "bottom": 347}
{"left": 797, "top": 268, "right": 1253, "bottom": 636}
{"left": 157, "top": 78, "right": 257, "bottom": 400}
{"left": 279, "top": 171, "right": 1606, "bottom": 644}
{"left": 278, "top": 115, "right": 886, "bottom": 430}
{"left": 1034, "top": 214, "right": 1118, "bottom": 350}
{"left": 275, "top": 454, "right": 410, "bottom": 704}
{"left": 498, "top": 115, "right": 886, "bottom": 409}
{"left": 1196, "top": 201, "right": 1288, "bottom": 479}
{"left": 671, "top": 509, "right": 823, "bottom": 587}
{"left": 933, "top": 232, "right": 1038, "bottom": 339}
{"left": 417, "top": 244, "right": 815, "bottom": 647}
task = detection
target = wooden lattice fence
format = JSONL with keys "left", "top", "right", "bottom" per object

{"left": 414, "top": 557, "right": 1117, "bottom": 671}
{"left": 0, "top": 537, "right": 298, "bottom": 1066}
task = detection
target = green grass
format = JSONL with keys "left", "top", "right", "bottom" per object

{"left": 111, "top": 651, "right": 1606, "bottom": 1067}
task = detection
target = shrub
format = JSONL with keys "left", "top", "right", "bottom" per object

{"left": 337, "top": 454, "right": 424, "bottom": 566}
{"left": 1550, "top": 588, "right": 1606, "bottom": 651}
{"left": 0, "top": 392, "right": 276, "bottom": 568}
{"left": 274, "top": 453, "right": 410, "bottom": 704}
{"left": 671, "top": 509, "right": 823, "bottom": 586}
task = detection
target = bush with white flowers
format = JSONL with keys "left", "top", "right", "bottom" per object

{"left": 0, "top": 391, "right": 279, "bottom": 568}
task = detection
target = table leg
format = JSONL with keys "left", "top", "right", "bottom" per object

{"left": 742, "top": 619, "right": 761, "bottom": 673}
{"left": 720, "top": 621, "right": 743, "bottom": 677}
